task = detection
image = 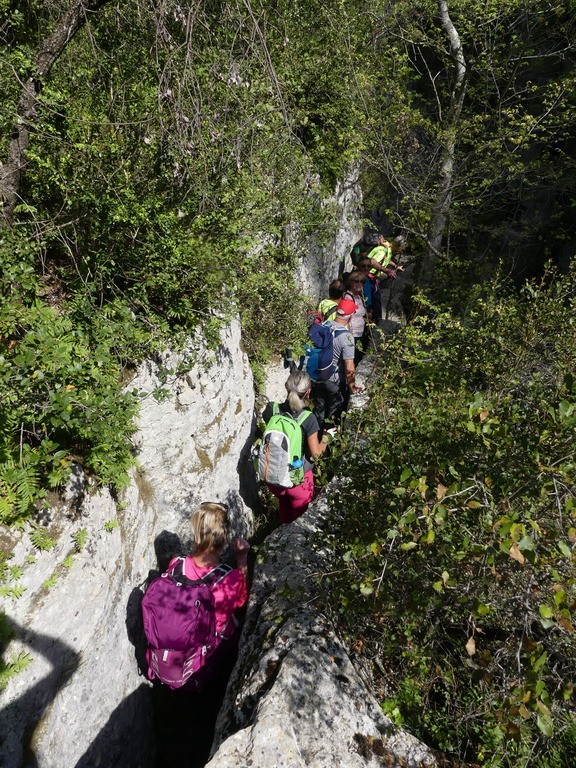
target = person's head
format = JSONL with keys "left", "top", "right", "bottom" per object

{"left": 335, "top": 298, "right": 357, "bottom": 324}
{"left": 365, "top": 232, "right": 380, "bottom": 247}
{"left": 346, "top": 270, "right": 365, "bottom": 294}
{"left": 190, "top": 502, "right": 229, "bottom": 554}
{"left": 285, "top": 369, "right": 312, "bottom": 413}
{"left": 392, "top": 234, "right": 408, "bottom": 255}
{"left": 357, "top": 257, "right": 372, "bottom": 273}
{"left": 328, "top": 279, "right": 345, "bottom": 301}
{"left": 378, "top": 234, "right": 391, "bottom": 247}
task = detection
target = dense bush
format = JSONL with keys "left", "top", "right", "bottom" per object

{"left": 325, "top": 268, "right": 576, "bottom": 767}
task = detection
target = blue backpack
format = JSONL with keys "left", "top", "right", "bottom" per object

{"left": 304, "top": 321, "right": 346, "bottom": 382}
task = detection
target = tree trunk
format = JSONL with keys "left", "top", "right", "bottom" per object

{"left": 0, "top": 0, "right": 111, "bottom": 227}
{"left": 419, "top": 0, "right": 467, "bottom": 287}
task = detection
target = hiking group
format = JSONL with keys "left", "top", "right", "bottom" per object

{"left": 136, "top": 230, "right": 406, "bottom": 767}
{"left": 257, "top": 231, "right": 406, "bottom": 525}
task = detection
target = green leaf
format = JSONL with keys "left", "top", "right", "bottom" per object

{"left": 557, "top": 541, "right": 572, "bottom": 558}
{"left": 536, "top": 714, "right": 553, "bottom": 737}
{"left": 518, "top": 535, "right": 535, "bottom": 552}
{"left": 532, "top": 650, "right": 548, "bottom": 672}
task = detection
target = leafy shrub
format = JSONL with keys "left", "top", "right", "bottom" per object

{"left": 325, "top": 268, "right": 576, "bottom": 767}
{"left": 0, "top": 237, "right": 142, "bottom": 523}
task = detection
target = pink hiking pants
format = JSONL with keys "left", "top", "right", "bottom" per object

{"left": 267, "top": 470, "right": 314, "bottom": 524}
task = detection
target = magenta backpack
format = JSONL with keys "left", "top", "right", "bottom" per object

{"left": 141, "top": 557, "right": 234, "bottom": 690}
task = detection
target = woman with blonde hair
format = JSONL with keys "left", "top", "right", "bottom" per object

{"left": 185, "top": 502, "right": 249, "bottom": 638}
{"left": 152, "top": 501, "right": 250, "bottom": 768}
{"left": 261, "top": 370, "right": 328, "bottom": 524}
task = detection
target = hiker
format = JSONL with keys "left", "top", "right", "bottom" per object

{"left": 311, "top": 297, "right": 362, "bottom": 429}
{"left": 318, "top": 279, "right": 345, "bottom": 321}
{"left": 349, "top": 232, "right": 380, "bottom": 267}
{"left": 150, "top": 502, "right": 250, "bottom": 768}
{"left": 357, "top": 256, "right": 377, "bottom": 312}
{"left": 356, "top": 235, "right": 403, "bottom": 323}
{"left": 368, "top": 234, "right": 405, "bottom": 279}
{"left": 343, "top": 271, "right": 369, "bottom": 366}
{"left": 261, "top": 370, "right": 328, "bottom": 524}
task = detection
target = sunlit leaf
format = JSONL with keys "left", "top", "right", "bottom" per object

{"left": 538, "top": 604, "right": 554, "bottom": 619}
{"left": 536, "top": 715, "right": 553, "bottom": 737}
{"left": 557, "top": 540, "right": 572, "bottom": 558}
{"left": 518, "top": 535, "right": 534, "bottom": 552}
{"left": 509, "top": 544, "right": 525, "bottom": 564}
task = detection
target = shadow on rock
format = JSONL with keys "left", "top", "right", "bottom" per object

{"left": 73, "top": 684, "right": 155, "bottom": 768}
{"left": 0, "top": 618, "right": 81, "bottom": 767}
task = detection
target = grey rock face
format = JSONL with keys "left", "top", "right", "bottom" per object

{"left": 209, "top": 497, "right": 436, "bottom": 768}
{"left": 0, "top": 319, "right": 255, "bottom": 768}
{"left": 294, "top": 171, "right": 363, "bottom": 303}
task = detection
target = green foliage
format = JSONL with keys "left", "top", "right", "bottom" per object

{"left": 40, "top": 573, "right": 59, "bottom": 590}
{"left": 1, "top": 0, "right": 368, "bottom": 521}
{"left": 325, "top": 268, "right": 576, "bottom": 767}
{"left": 0, "top": 651, "right": 32, "bottom": 691}
{"left": 28, "top": 525, "right": 57, "bottom": 552}
{"left": 355, "top": 0, "right": 576, "bottom": 281}
{"left": 0, "top": 235, "right": 142, "bottom": 523}
{"left": 103, "top": 518, "right": 119, "bottom": 533}
{"left": 72, "top": 528, "right": 88, "bottom": 552}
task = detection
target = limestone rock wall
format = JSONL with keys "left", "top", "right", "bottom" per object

{"left": 0, "top": 319, "right": 255, "bottom": 768}
{"left": 295, "top": 171, "right": 363, "bottom": 303}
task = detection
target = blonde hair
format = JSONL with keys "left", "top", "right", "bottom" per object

{"left": 190, "top": 503, "right": 229, "bottom": 554}
{"left": 285, "top": 369, "right": 311, "bottom": 413}
{"left": 346, "top": 270, "right": 366, "bottom": 288}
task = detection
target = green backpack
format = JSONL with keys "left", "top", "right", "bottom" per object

{"left": 257, "top": 404, "right": 310, "bottom": 488}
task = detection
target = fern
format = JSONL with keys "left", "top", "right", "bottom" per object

{"left": 8, "top": 565, "right": 23, "bottom": 580}
{"left": 0, "top": 651, "right": 33, "bottom": 691}
{"left": 0, "top": 459, "right": 43, "bottom": 524}
{"left": 40, "top": 573, "right": 59, "bottom": 590}
{"left": 0, "top": 584, "right": 26, "bottom": 599}
{"left": 72, "top": 528, "right": 88, "bottom": 552}
{"left": 29, "top": 525, "right": 58, "bottom": 552}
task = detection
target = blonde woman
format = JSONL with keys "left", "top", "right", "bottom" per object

{"left": 152, "top": 502, "right": 250, "bottom": 768}
{"left": 183, "top": 502, "right": 249, "bottom": 638}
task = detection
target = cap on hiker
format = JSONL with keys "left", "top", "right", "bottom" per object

{"left": 336, "top": 298, "right": 357, "bottom": 317}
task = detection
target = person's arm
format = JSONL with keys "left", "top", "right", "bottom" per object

{"left": 307, "top": 431, "right": 328, "bottom": 460}
{"left": 344, "top": 358, "right": 363, "bottom": 394}
{"left": 369, "top": 257, "right": 388, "bottom": 273}
{"left": 233, "top": 538, "right": 250, "bottom": 579}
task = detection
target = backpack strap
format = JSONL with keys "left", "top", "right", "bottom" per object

{"left": 294, "top": 409, "right": 311, "bottom": 427}
{"left": 166, "top": 557, "right": 233, "bottom": 587}
{"left": 324, "top": 304, "right": 338, "bottom": 320}
{"left": 201, "top": 562, "right": 234, "bottom": 587}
